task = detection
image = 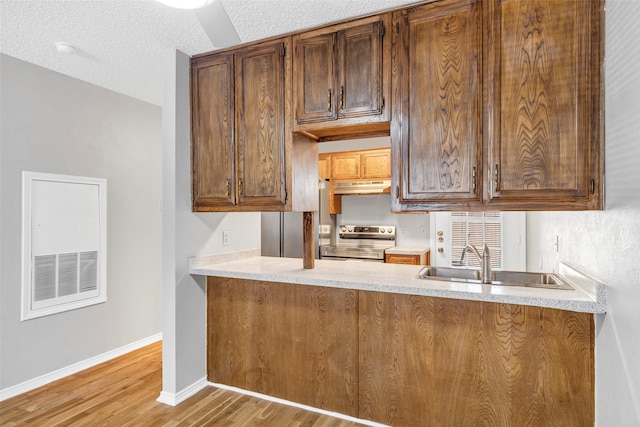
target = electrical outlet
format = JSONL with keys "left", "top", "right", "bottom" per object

{"left": 223, "top": 230, "right": 229, "bottom": 246}
{"left": 400, "top": 226, "right": 407, "bottom": 235}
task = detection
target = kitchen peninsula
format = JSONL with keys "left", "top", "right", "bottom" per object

{"left": 191, "top": 249, "right": 605, "bottom": 426}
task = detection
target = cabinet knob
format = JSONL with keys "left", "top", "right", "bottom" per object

{"left": 327, "top": 89, "right": 332, "bottom": 112}
{"left": 438, "top": 247, "right": 444, "bottom": 253}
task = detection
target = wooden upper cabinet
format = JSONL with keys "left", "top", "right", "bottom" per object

{"left": 361, "top": 149, "right": 391, "bottom": 179}
{"left": 337, "top": 21, "right": 385, "bottom": 120}
{"left": 391, "top": 0, "right": 482, "bottom": 211}
{"left": 293, "top": 15, "right": 390, "bottom": 139}
{"left": 484, "top": 0, "right": 603, "bottom": 210}
{"left": 331, "top": 152, "right": 361, "bottom": 180}
{"left": 318, "top": 153, "right": 331, "bottom": 179}
{"left": 235, "top": 42, "right": 287, "bottom": 208}
{"left": 191, "top": 38, "right": 319, "bottom": 212}
{"left": 191, "top": 53, "right": 236, "bottom": 209}
{"left": 330, "top": 148, "right": 391, "bottom": 180}
{"left": 294, "top": 33, "right": 336, "bottom": 124}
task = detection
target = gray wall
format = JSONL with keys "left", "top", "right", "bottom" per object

{"left": 0, "top": 54, "right": 163, "bottom": 390}
{"left": 526, "top": 1, "right": 640, "bottom": 424}
{"left": 161, "top": 50, "right": 260, "bottom": 398}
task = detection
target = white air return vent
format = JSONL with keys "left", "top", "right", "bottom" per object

{"left": 22, "top": 172, "right": 107, "bottom": 320}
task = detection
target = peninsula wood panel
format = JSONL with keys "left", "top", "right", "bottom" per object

{"left": 484, "top": 0, "right": 603, "bottom": 209}
{"left": 207, "top": 277, "right": 359, "bottom": 417}
{"left": 358, "top": 292, "right": 594, "bottom": 426}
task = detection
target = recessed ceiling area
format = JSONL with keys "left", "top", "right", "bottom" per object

{"left": 0, "top": 0, "right": 417, "bottom": 106}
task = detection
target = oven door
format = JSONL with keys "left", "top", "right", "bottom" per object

{"left": 320, "top": 255, "right": 385, "bottom": 263}
{"left": 320, "top": 245, "right": 386, "bottom": 262}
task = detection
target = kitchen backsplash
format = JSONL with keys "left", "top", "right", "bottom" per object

{"left": 337, "top": 194, "right": 430, "bottom": 248}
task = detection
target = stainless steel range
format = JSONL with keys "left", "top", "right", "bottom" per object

{"left": 320, "top": 225, "right": 396, "bottom": 262}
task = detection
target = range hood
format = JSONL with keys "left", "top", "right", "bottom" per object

{"left": 333, "top": 180, "right": 391, "bottom": 195}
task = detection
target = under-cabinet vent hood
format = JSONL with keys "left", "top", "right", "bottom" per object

{"left": 333, "top": 180, "right": 391, "bottom": 195}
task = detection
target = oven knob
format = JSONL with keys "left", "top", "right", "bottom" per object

{"left": 347, "top": 226, "right": 353, "bottom": 232}
{"left": 340, "top": 226, "right": 346, "bottom": 232}
{"left": 380, "top": 228, "right": 386, "bottom": 233}
{"left": 387, "top": 227, "right": 393, "bottom": 234}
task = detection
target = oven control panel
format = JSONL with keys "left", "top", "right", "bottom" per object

{"left": 339, "top": 225, "right": 396, "bottom": 240}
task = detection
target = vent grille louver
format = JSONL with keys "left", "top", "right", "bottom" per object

{"left": 32, "top": 251, "right": 99, "bottom": 302}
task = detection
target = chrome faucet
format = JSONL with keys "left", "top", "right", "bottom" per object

{"left": 465, "top": 244, "right": 491, "bottom": 284}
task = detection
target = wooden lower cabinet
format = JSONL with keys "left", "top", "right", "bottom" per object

{"left": 385, "top": 252, "right": 429, "bottom": 265}
{"left": 359, "top": 292, "right": 594, "bottom": 426}
{"left": 207, "top": 278, "right": 358, "bottom": 416}
{"left": 207, "top": 278, "right": 594, "bottom": 426}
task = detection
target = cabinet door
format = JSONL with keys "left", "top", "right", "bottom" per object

{"left": 318, "top": 153, "right": 331, "bottom": 179}
{"left": 485, "top": 0, "right": 603, "bottom": 210}
{"left": 361, "top": 149, "right": 390, "bottom": 179}
{"left": 235, "top": 41, "right": 288, "bottom": 208}
{"left": 337, "top": 20, "right": 385, "bottom": 119}
{"left": 331, "top": 152, "right": 361, "bottom": 180}
{"left": 191, "top": 53, "right": 235, "bottom": 210}
{"left": 385, "top": 254, "right": 421, "bottom": 265}
{"left": 294, "top": 33, "right": 337, "bottom": 124}
{"left": 391, "top": 0, "right": 482, "bottom": 211}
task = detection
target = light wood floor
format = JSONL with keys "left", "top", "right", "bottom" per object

{"left": 0, "top": 341, "right": 366, "bottom": 426}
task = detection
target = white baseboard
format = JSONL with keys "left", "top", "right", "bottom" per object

{"left": 209, "top": 382, "right": 390, "bottom": 427}
{"left": 0, "top": 333, "right": 162, "bottom": 402}
{"left": 157, "top": 377, "right": 209, "bottom": 406}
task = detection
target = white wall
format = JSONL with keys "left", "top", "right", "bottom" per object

{"left": 526, "top": 1, "right": 640, "bottom": 424}
{"left": 0, "top": 54, "right": 163, "bottom": 390}
{"left": 160, "top": 50, "right": 260, "bottom": 400}
{"left": 339, "top": 195, "right": 430, "bottom": 247}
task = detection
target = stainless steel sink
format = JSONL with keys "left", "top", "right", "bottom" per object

{"left": 418, "top": 266, "right": 481, "bottom": 281}
{"left": 489, "top": 270, "right": 573, "bottom": 289}
{"left": 417, "top": 266, "right": 573, "bottom": 290}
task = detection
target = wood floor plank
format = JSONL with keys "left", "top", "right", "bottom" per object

{"left": 0, "top": 341, "right": 365, "bottom": 426}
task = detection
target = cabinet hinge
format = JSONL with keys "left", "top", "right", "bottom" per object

{"left": 590, "top": 179, "right": 596, "bottom": 195}
{"left": 285, "top": 189, "right": 288, "bottom": 203}
{"left": 381, "top": 24, "right": 386, "bottom": 38}
{"left": 395, "top": 185, "right": 400, "bottom": 200}
{"left": 381, "top": 97, "right": 385, "bottom": 110}
{"left": 395, "top": 22, "right": 400, "bottom": 34}
{"left": 494, "top": 164, "right": 500, "bottom": 192}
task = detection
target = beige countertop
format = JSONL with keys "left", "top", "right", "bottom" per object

{"left": 190, "top": 249, "right": 606, "bottom": 314}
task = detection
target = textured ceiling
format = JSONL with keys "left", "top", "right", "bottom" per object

{"left": 0, "top": 0, "right": 417, "bottom": 107}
